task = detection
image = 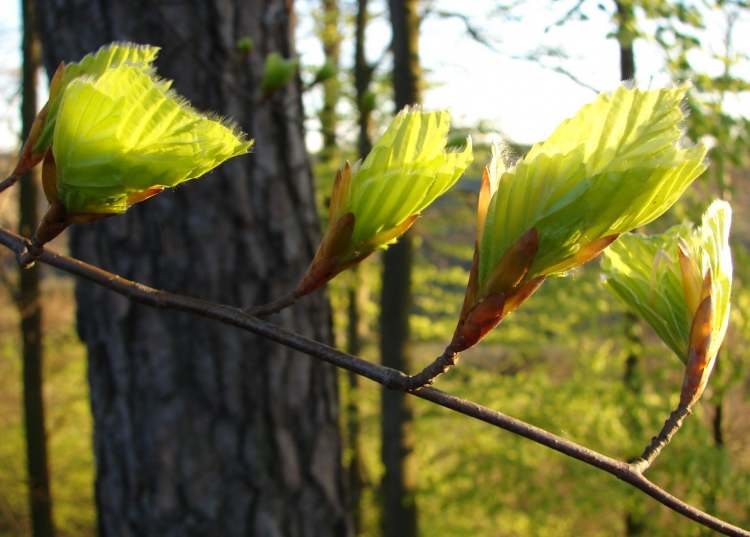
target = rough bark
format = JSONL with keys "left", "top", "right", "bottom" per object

{"left": 36, "top": 1, "right": 349, "bottom": 536}
{"left": 19, "top": 1, "right": 55, "bottom": 536}
{"left": 380, "top": 2, "right": 420, "bottom": 537}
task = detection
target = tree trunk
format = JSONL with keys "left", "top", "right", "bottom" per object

{"left": 36, "top": 2, "right": 350, "bottom": 536}
{"left": 615, "top": 3, "right": 645, "bottom": 536}
{"left": 616, "top": 0, "right": 636, "bottom": 81}
{"left": 354, "top": 0, "right": 374, "bottom": 159}
{"left": 344, "top": 272, "right": 365, "bottom": 535}
{"left": 380, "top": 2, "right": 420, "bottom": 537}
{"left": 19, "top": 1, "right": 55, "bottom": 536}
{"left": 343, "top": 3, "right": 374, "bottom": 533}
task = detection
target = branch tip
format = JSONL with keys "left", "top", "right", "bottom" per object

{"left": 245, "top": 290, "right": 299, "bottom": 316}
{"left": 0, "top": 174, "right": 20, "bottom": 194}
{"left": 405, "top": 346, "right": 460, "bottom": 390}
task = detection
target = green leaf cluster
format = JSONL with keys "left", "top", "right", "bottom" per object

{"left": 479, "top": 85, "right": 706, "bottom": 288}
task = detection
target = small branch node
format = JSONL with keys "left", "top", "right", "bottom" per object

{"left": 16, "top": 238, "right": 43, "bottom": 269}
{"left": 382, "top": 368, "right": 409, "bottom": 391}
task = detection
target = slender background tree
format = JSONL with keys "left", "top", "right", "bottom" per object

{"left": 380, "top": 1, "right": 421, "bottom": 536}
{"left": 18, "top": 0, "right": 55, "bottom": 536}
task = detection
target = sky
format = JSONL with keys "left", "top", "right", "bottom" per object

{"left": 0, "top": 0, "right": 748, "bottom": 153}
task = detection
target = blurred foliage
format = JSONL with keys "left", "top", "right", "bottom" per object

{"left": 0, "top": 276, "right": 94, "bottom": 537}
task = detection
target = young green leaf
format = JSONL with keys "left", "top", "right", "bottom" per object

{"left": 52, "top": 64, "right": 252, "bottom": 215}
{"left": 296, "top": 107, "right": 472, "bottom": 296}
{"left": 480, "top": 85, "right": 706, "bottom": 287}
{"left": 602, "top": 200, "right": 732, "bottom": 405}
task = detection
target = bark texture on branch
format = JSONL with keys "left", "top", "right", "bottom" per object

{"left": 36, "top": 1, "right": 349, "bottom": 536}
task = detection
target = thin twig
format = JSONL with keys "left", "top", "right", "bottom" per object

{"left": 632, "top": 404, "right": 692, "bottom": 473}
{"left": 245, "top": 290, "right": 299, "bottom": 316}
{"left": 405, "top": 346, "right": 459, "bottom": 389}
{"left": 0, "top": 175, "right": 19, "bottom": 194}
{"left": 0, "top": 226, "right": 747, "bottom": 537}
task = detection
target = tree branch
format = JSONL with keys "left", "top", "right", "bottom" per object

{"left": 245, "top": 290, "right": 299, "bottom": 316}
{"left": 0, "top": 226, "right": 747, "bottom": 537}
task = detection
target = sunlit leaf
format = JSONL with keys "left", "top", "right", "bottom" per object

{"left": 34, "top": 42, "right": 162, "bottom": 154}
{"left": 52, "top": 65, "right": 252, "bottom": 214}
{"left": 480, "top": 85, "right": 706, "bottom": 288}
{"left": 347, "top": 108, "right": 472, "bottom": 248}
{"left": 297, "top": 107, "right": 472, "bottom": 295}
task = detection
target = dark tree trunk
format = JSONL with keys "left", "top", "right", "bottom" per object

{"left": 36, "top": 2, "right": 349, "bottom": 536}
{"left": 616, "top": 0, "right": 636, "bottom": 81}
{"left": 380, "top": 2, "right": 420, "bottom": 537}
{"left": 354, "top": 0, "right": 373, "bottom": 158}
{"left": 19, "top": 1, "right": 55, "bottom": 536}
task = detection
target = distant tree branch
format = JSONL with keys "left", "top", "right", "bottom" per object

{"left": 0, "top": 226, "right": 748, "bottom": 537}
{"left": 545, "top": 0, "right": 586, "bottom": 33}
{"left": 430, "top": 10, "right": 499, "bottom": 52}
{"left": 512, "top": 49, "right": 600, "bottom": 93}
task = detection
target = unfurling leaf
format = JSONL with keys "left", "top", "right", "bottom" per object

{"left": 296, "top": 107, "right": 473, "bottom": 296}
{"left": 52, "top": 64, "right": 251, "bottom": 215}
{"left": 602, "top": 200, "right": 732, "bottom": 406}
{"left": 12, "top": 42, "right": 161, "bottom": 176}
{"left": 451, "top": 85, "right": 706, "bottom": 352}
